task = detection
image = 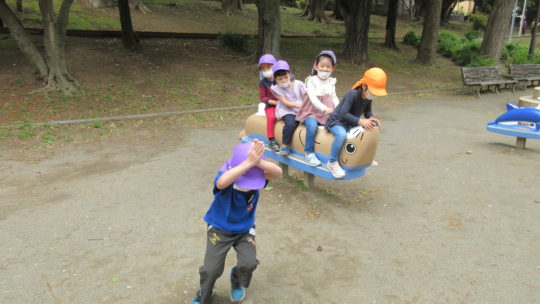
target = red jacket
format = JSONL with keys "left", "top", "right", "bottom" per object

{"left": 259, "top": 78, "right": 278, "bottom": 106}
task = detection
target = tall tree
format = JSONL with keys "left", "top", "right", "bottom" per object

{"left": 331, "top": 0, "right": 343, "bottom": 20}
{"left": 222, "top": 0, "right": 244, "bottom": 14}
{"left": 480, "top": 0, "right": 514, "bottom": 61}
{"left": 16, "top": 0, "right": 21, "bottom": 12}
{"left": 118, "top": 0, "right": 139, "bottom": 50}
{"left": 301, "top": 0, "right": 328, "bottom": 22}
{"left": 340, "top": 0, "right": 372, "bottom": 64}
{"left": 440, "top": 0, "right": 458, "bottom": 24}
{"left": 416, "top": 0, "right": 442, "bottom": 65}
{"left": 529, "top": 0, "right": 539, "bottom": 57}
{"left": 414, "top": 0, "right": 425, "bottom": 20}
{"left": 0, "top": 0, "right": 79, "bottom": 93}
{"left": 384, "top": 0, "right": 399, "bottom": 50}
{"left": 255, "top": 0, "right": 280, "bottom": 59}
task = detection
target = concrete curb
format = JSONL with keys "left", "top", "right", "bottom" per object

{"left": 1, "top": 86, "right": 465, "bottom": 129}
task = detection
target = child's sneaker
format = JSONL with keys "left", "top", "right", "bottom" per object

{"left": 190, "top": 289, "right": 202, "bottom": 304}
{"left": 327, "top": 161, "right": 345, "bottom": 178}
{"left": 268, "top": 138, "right": 280, "bottom": 152}
{"left": 278, "top": 146, "right": 290, "bottom": 156}
{"left": 305, "top": 153, "right": 321, "bottom": 167}
{"left": 230, "top": 267, "right": 246, "bottom": 303}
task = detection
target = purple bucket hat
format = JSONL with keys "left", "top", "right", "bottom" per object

{"left": 219, "top": 142, "right": 266, "bottom": 190}
{"left": 258, "top": 54, "right": 277, "bottom": 65}
{"left": 311, "top": 50, "right": 336, "bottom": 75}
{"left": 272, "top": 60, "right": 290, "bottom": 74}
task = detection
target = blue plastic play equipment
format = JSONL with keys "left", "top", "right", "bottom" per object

{"left": 486, "top": 103, "right": 540, "bottom": 148}
{"left": 241, "top": 135, "right": 368, "bottom": 181}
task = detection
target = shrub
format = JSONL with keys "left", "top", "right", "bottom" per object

{"left": 294, "top": 0, "right": 306, "bottom": 9}
{"left": 453, "top": 40, "right": 482, "bottom": 66}
{"left": 464, "top": 29, "right": 480, "bottom": 41}
{"left": 437, "top": 31, "right": 463, "bottom": 57}
{"left": 403, "top": 30, "right": 420, "bottom": 47}
{"left": 467, "top": 55, "right": 496, "bottom": 67}
{"left": 218, "top": 32, "right": 248, "bottom": 53}
{"left": 469, "top": 14, "right": 488, "bottom": 31}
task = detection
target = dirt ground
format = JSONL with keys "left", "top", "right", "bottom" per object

{"left": 1, "top": 91, "right": 539, "bottom": 304}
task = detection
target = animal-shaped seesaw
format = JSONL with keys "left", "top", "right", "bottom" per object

{"left": 238, "top": 108, "right": 380, "bottom": 188}
{"left": 486, "top": 103, "right": 540, "bottom": 149}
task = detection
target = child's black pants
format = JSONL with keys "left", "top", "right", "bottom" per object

{"left": 198, "top": 226, "right": 257, "bottom": 304}
{"left": 281, "top": 114, "right": 299, "bottom": 145}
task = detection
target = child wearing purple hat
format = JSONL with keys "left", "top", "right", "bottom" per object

{"left": 271, "top": 60, "right": 307, "bottom": 156}
{"left": 296, "top": 50, "right": 340, "bottom": 167}
{"left": 258, "top": 54, "right": 280, "bottom": 152}
{"left": 191, "top": 139, "right": 281, "bottom": 304}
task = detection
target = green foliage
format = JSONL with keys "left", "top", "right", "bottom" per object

{"left": 453, "top": 41, "right": 482, "bottom": 66}
{"left": 218, "top": 32, "right": 248, "bottom": 53}
{"left": 464, "top": 29, "right": 480, "bottom": 41}
{"left": 437, "top": 31, "right": 462, "bottom": 58}
{"left": 469, "top": 14, "right": 488, "bottom": 31}
{"left": 294, "top": 0, "right": 307, "bottom": 9}
{"left": 403, "top": 31, "right": 420, "bottom": 47}
{"left": 467, "top": 55, "right": 496, "bottom": 67}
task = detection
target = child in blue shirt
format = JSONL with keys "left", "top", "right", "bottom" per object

{"left": 191, "top": 139, "right": 281, "bottom": 304}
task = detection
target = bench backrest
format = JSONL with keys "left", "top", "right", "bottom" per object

{"left": 509, "top": 64, "right": 540, "bottom": 78}
{"left": 461, "top": 66, "right": 503, "bottom": 84}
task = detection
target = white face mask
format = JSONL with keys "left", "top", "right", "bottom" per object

{"left": 278, "top": 80, "right": 290, "bottom": 88}
{"left": 317, "top": 71, "right": 331, "bottom": 80}
{"left": 365, "top": 90, "right": 376, "bottom": 100}
{"left": 262, "top": 70, "right": 273, "bottom": 79}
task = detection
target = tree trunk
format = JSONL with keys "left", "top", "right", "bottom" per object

{"left": 331, "top": 0, "right": 343, "bottom": 20}
{"left": 222, "top": 0, "right": 244, "bottom": 14}
{"left": 416, "top": 0, "right": 442, "bottom": 65}
{"left": 414, "top": 0, "right": 425, "bottom": 20}
{"left": 440, "top": 0, "right": 456, "bottom": 24}
{"left": 255, "top": 0, "right": 281, "bottom": 59}
{"left": 16, "top": 0, "right": 22, "bottom": 12}
{"left": 341, "top": 0, "right": 372, "bottom": 64}
{"left": 118, "top": 0, "right": 139, "bottom": 50}
{"left": 129, "top": 0, "right": 151, "bottom": 13}
{"left": 301, "top": 0, "right": 327, "bottom": 22}
{"left": 481, "top": 0, "right": 514, "bottom": 61}
{"left": 384, "top": 0, "right": 399, "bottom": 50}
{"left": 529, "top": 1, "right": 539, "bottom": 57}
{"left": 0, "top": 0, "right": 48, "bottom": 78}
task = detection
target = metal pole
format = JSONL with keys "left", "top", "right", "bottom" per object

{"left": 518, "top": 0, "right": 528, "bottom": 37}
{"left": 509, "top": 0, "right": 519, "bottom": 41}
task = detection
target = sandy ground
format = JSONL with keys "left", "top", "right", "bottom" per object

{"left": 1, "top": 91, "right": 539, "bottom": 304}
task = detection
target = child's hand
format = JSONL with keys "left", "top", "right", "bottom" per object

{"left": 323, "top": 108, "right": 333, "bottom": 115}
{"left": 247, "top": 139, "right": 264, "bottom": 166}
{"left": 268, "top": 100, "right": 278, "bottom": 106}
{"left": 359, "top": 118, "right": 375, "bottom": 130}
{"left": 295, "top": 103, "right": 302, "bottom": 108}
{"left": 368, "top": 117, "right": 382, "bottom": 128}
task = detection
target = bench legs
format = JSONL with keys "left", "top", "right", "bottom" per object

{"left": 516, "top": 137, "right": 526, "bottom": 149}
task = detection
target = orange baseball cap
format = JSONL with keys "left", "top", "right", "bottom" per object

{"left": 351, "top": 67, "right": 388, "bottom": 96}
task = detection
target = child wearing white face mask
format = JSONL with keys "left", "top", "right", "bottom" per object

{"left": 324, "top": 67, "right": 387, "bottom": 178}
{"left": 258, "top": 54, "right": 280, "bottom": 152}
{"left": 270, "top": 60, "right": 306, "bottom": 156}
{"left": 296, "top": 50, "right": 340, "bottom": 167}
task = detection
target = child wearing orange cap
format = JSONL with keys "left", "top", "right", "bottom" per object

{"left": 324, "top": 67, "right": 387, "bottom": 178}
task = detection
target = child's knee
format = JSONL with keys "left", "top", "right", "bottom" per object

{"left": 200, "top": 263, "right": 225, "bottom": 279}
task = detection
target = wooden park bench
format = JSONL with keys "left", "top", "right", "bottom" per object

{"left": 509, "top": 64, "right": 540, "bottom": 89}
{"left": 461, "top": 66, "right": 517, "bottom": 97}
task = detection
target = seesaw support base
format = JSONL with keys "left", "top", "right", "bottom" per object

{"left": 516, "top": 137, "right": 526, "bottom": 149}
